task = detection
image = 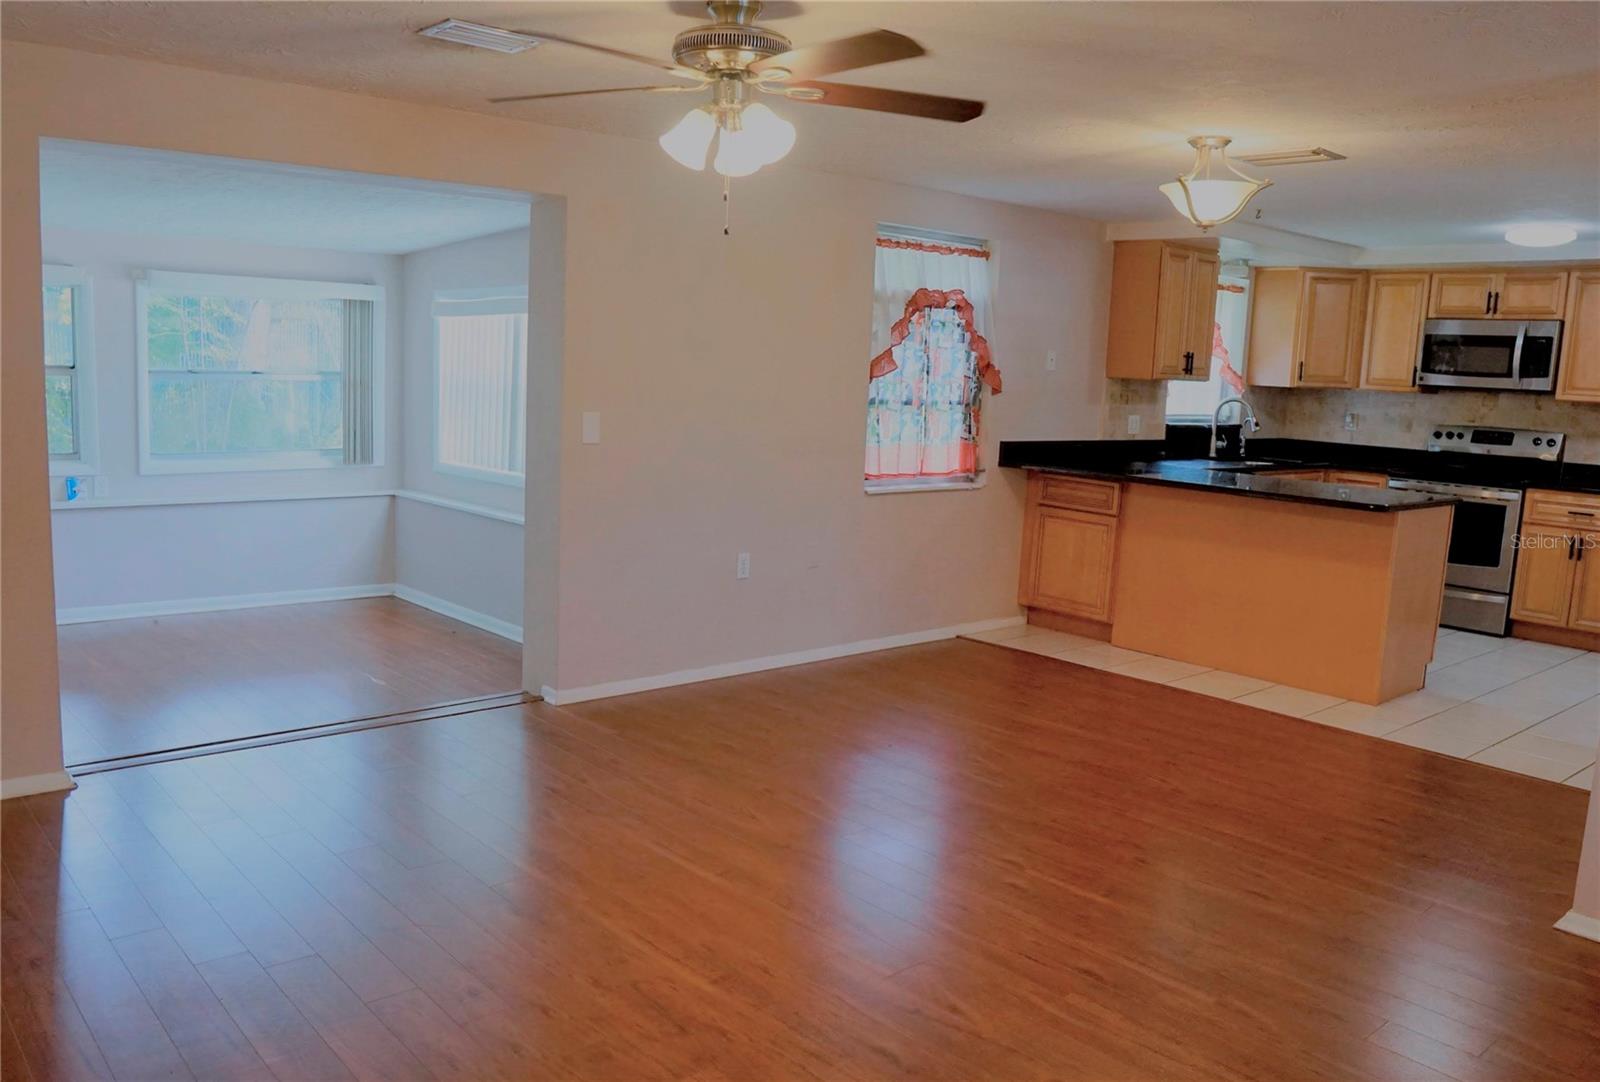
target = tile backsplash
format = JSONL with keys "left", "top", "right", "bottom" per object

{"left": 1100, "top": 379, "right": 1168, "bottom": 439}
{"left": 1249, "top": 389, "right": 1600, "bottom": 464}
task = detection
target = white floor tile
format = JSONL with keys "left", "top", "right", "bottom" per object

{"left": 1304, "top": 690, "right": 1462, "bottom": 736}
{"left": 1234, "top": 684, "right": 1347, "bottom": 719}
{"left": 1005, "top": 630, "right": 1084, "bottom": 656}
{"left": 1521, "top": 695, "right": 1600, "bottom": 746}
{"left": 1427, "top": 633, "right": 1506, "bottom": 669}
{"left": 1470, "top": 744, "right": 1590, "bottom": 782}
{"left": 1105, "top": 656, "right": 1213, "bottom": 684}
{"left": 1495, "top": 638, "right": 1586, "bottom": 667}
{"left": 1168, "top": 670, "right": 1275, "bottom": 700}
{"left": 1056, "top": 643, "right": 1153, "bottom": 670}
{"left": 1492, "top": 728, "right": 1598, "bottom": 769}
{"left": 1565, "top": 765, "right": 1595, "bottom": 791}
{"left": 1471, "top": 667, "right": 1599, "bottom": 726}
{"left": 1384, "top": 701, "right": 1536, "bottom": 758}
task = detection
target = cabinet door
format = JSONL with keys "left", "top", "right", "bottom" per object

{"left": 1509, "top": 526, "right": 1577, "bottom": 627}
{"left": 1557, "top": 272, "right": 1600, "bottom": 403}
{"left": 1495, "top": 271, "right": 1567, "bottom": 319}
{"left": 1179, "top": 253, "right": 1220, "bottom": 381}
{"left": 1296, "top": 272, "right": 1363, "bottom": 387}
{"left": 1430, "top": 272, "right": 1497, "bottom": 317}
{"left": 1152, "top": 247, "right": 1192, "bottom": 378}
{"left": 1569, "top": 534, "right": 1600, "bottom": 631}
{"left": 1361, "top": 273, "right": 1426, "bottom": 391}
{"left": 1024, "top": 507, "right": 1117, "bottom": 621}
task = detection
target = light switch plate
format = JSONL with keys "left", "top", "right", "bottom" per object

{"left": 581, "top": 411, "right": 600, "bottom": 444}
{"left": 1343, "top": 412, "right": 1358, "bottom": 431}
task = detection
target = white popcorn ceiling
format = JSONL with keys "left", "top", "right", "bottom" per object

{"left": 6, "top": 1, "right": 1597, "bottom": 250}
{"left": 39, "top": 141, "right": 532, "bottom": 255}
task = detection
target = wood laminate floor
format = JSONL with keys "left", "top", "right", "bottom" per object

{"left": 56, "top": 598, "right": 524, "bottom": 766}
{"left": 5, "top": 640, "right": 1598, "bottom": 1080}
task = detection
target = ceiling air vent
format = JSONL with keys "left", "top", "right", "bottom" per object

{"left": 1236, "top": 147, "right": 1346, "bottom": 167}
{"left": 418, "top": 19, "right": 541, "bottom": 54}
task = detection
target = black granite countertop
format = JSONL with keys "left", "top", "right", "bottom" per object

{"left": 997, "top": 441, "right": 1460, "bottom": 512}
{"left": 1002, "top": 433, "right": 1600, "bottom": 499}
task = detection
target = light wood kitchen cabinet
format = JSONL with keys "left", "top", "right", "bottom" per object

{"left": 1568, "top": 537, "right": 1600, "bottom": 632}
{"left": 1556, "top": 271, "right": 1600, "bottom": 402}
{"left": 1106, "top": 240, "right": 1219, "bottom": 380}
{"left": 1512, "top": 490, "right": 1600, "bottom": 631}
{"left": 1509, "top": 525, "right": 1578, "bottom": 626}
{"left": 1326, "top": 470, "right": 1389, "bottom": 488}
{"left": 1360, "top": 272, "right": 1427, "bottom": 391}
{"left": 1428, "top": 269, "right": 1567, "bottom": 318}
{"left": 1019, "top": 474, "right": 1120, "bottom": 622}
{"left": 1246, "top": 268, "right": 1367, "bottom": 388}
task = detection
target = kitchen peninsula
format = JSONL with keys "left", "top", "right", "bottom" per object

{"left": 999, "top": 441, "right": 1458, "bottom": 704}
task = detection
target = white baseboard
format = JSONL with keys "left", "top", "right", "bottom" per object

{"left": 57, "top": 584, "right": 395, "bottom": 625}
{"left": 541, "top": 614, "right": 1024, "bottom": 705}
{"left": 392, "top": 585, "right": 523, "bottom": 643}
{"left": 1, "top": 770, "right": 77, "bottom": 800}
{"left": 1555, "top": 909, "right": 1600, "bottom": 943}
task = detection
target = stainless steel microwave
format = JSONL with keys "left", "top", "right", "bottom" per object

{"left": 1416, "top": 319, "right": 1562, "bottom": 392}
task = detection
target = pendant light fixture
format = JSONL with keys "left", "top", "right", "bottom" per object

{"left": 1159, "top": 136, "right": 1272, "bottom": 230}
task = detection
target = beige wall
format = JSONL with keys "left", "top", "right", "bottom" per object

{"left": 1, "top": 43, "right": 1111, "bottom": 782}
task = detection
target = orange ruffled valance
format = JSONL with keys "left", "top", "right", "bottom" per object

{"left": 868, "top": 288, "right": 1002, "bottom": 394}
{"left": 875, "top": 237, "right": 991, "bottom": 260}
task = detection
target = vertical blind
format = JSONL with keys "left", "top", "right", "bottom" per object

{"left": 434, "top": 290, "right": 528, "bottom": 479}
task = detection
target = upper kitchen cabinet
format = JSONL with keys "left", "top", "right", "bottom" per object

{"left": 1556, "top": 270, "right": 1600, "bottom": 402}
{"left": 1428, "top": 269, "right": 1568, "bottom": 318}
{"left": 1360, "top": 272, "right": 1428, "bottom": 391}
{"left": 1105, "top": 240, "right": 1220, "bottom": 380}
{"left": 1247, "top": 268, "right": 1367, "bottom": 388}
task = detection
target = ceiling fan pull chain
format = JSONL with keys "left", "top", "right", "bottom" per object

{"left": 723, "top": 174, "right": 732, "bottom": 236}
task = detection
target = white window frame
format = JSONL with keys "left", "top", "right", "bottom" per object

{"left": 44, "top": 265, "right": 99, "bottom": 477}
{"left": 134, "top": 270, "right": 386, "bottom": 475}
{"left": 431, "top": 287, "right": 529, "bottom": 488}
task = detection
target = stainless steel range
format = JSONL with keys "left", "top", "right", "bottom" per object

{"left": 1386, "top": 426, "right": 1565, "bottom": 635}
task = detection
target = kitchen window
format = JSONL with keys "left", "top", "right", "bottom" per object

{"left": 865, "top": 227, "right": 1001, "bottom": 492}
{"left": 1165, "top": 274, "right": 1250, "bottom": 422}
{"left": 433, "top": 289, "right": 528, "bottom": 485}
{"left": 136, "top": 271, "right": 383, "bottom": 474}
{"left": 42, "top": 265, "right": 98, "bottom": 474}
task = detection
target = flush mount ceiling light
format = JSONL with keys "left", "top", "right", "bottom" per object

{"left": 428, "top": 2, "right": 983, "bottom": 182}
{"left": 1159, "top": 136, "right": 1273, "bottom": 230}
{"left": 1505, "top": 223, "right": 1578, "bottom": 248}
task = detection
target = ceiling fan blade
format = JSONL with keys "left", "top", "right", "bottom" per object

{"left": 784, "top": 81, "right": 984, "bottom": 123}
{"left": 750, "top": 29, "right": 924, "bottom": 82}
{"left": 507, "top": 30, "right": 705, "bottom": 80}
{"left": 489, "top": 85, "right": 700, "bottom": 104}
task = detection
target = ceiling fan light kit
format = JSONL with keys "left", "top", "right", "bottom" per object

{"left": 1160, "top": 136, "right": 1273, "bottom": 230}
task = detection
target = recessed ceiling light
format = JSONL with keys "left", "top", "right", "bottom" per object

{"left": 1504, "top": 223, "right": 1578, "bottom": 248}
{"left": 418, "top": 19, "right": 540, "bottom": 54}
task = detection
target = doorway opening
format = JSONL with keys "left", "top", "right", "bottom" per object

{"left": 39, "top": 140, "right": 537, "bottom": 768}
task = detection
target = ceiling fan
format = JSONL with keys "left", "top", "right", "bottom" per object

{"left": 421, "top": 1, "right": 985, "bottom": 178}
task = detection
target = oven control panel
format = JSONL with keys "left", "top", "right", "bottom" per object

{"left": 1426, "top": 426, "right": 1565, "bottom": 460}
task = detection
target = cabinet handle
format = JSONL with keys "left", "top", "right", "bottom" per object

{"left": 1492, "top": 291, "right": 1501, "bottom": 315}
{"left": 1298, "top": 361, "right": 1305, "bottom": 382}
{"left": 1411, "top": 365, "right": 1418, "bottom": 387}
{"left": 1485, "top": 291, "right": 1493, "bottom": 315}
{"left": 1568, "top": 536, "right": 1576, "bottom": 560}
{"left": 1567, "top": 510, "right": 1594, "bottom": 517}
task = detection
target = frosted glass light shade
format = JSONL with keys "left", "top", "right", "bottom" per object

{"left": 1159, "top": 178, "right": 1263, "bottom": 228}
{"left": 738, "top": 104, "right": 796, "bottom": 165}
{"left": 1504, "top": 224, "right": 1577, "bottom": 248}
{"left": 659, "top": 107, "right": 715, "bottom": 171}
{"left": 712, "top": 125, "right": 765, "bottom": 177}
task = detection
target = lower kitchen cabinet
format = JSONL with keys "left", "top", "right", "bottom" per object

{"left": 1510, "top": 525, "right": 1579, "bottom": 626}
{"left": 1510, "top": 489, "right": 1600, "bottom": 632}
{"left": 1019, "top": 474, "right": 1120, "bottom": 622}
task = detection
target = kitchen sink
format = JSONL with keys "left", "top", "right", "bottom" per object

{"left": 1149, "top": 458, "right": 1283, "bottom": 471}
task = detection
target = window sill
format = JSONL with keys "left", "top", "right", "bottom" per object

{"left": 865, "top": 473, "right": 988, "bottom": 496}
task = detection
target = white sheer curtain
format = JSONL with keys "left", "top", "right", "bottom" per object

{"left": 871, "top": 238, "right": 993, "bottom": 360}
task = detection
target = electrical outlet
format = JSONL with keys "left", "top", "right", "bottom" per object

{"left": 736, "top": 552, "right": 750, "bottom": 580}
{"left": 1045, "top": 350, "right": 1058, "bottom": 372}
{"left": 1127, "top": 414, "right": 1142, "bottom": 435}
{"left": 1343, "top": 412, "right": 1358, "bottom": 432}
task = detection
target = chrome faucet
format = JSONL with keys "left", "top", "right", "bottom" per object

{"left": 1211, "top": 396, "right": 1262, "bottom": 458}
